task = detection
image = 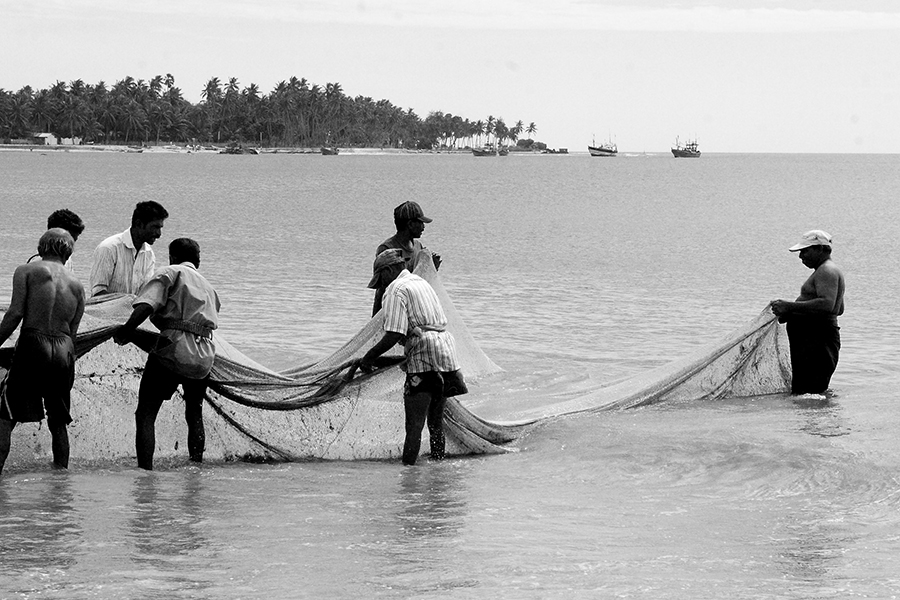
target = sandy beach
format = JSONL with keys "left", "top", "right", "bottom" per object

{"left": 0, "top": 143, "right": 473, "bottom": 155}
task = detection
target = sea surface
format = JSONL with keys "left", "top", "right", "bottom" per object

{"left": 1, "top": 150, "right": 899, "bottom": 599}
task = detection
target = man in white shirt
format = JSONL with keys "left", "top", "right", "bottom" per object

{"left": 89, "top": 201, "right": 168, "bottom": 296}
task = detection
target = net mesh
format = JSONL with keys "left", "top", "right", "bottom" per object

{"left": 1, "top": 259, "right": 791, "bottom": 470}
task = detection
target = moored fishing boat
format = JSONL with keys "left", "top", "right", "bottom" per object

{"left": 671, "top": 136, "right": 700, "bottom": 158}
{"left": 472, "top": 144, "right": 497, "bottom": 157}
{"left": 321, "top": 146, "right": 339, "bottom": 155}
{"left": 588, "top": 136, "right": 617, "bottom": 157}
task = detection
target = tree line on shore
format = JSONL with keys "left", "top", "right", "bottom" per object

{"left": 0, "top": 74, "right": 539, "bottom": 150}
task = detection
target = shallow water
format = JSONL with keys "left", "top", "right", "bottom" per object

{"left": 1, "top": 151, "right": 900, "bottom": 598}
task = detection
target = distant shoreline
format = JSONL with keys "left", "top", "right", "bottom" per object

{"left": 0, "top": 144, "right": 554, "bottom": 156}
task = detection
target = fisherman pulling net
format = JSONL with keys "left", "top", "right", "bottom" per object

{"left": 0, "top": 257, "right": 791, "bottom": 471}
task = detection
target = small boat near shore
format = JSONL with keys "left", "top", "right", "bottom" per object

{"left": 588, "top": 136, "right": 617, "bottom": 157}
{"left": 220, "top": 144, "right": 259, "bottom": 155}
{"left": 472, "top": 145, "right": 497, "bottom": 157}
{"left": 671, "top": 136, "right": 700, "bottom": 158}
{"left": 321, "top": 146, "right": 339, "bottom": 155}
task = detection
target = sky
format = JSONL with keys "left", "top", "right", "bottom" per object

{"left": 3, "top": 0, "right": 900, "bottom": 153}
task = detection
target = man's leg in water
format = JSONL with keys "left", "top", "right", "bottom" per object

{"left": 182, "top": 378, "right": 208, "bottom": 463}
{"left": 426, "top": 393, "right": 446, "bottom": 460}
{"left": 402, "top": 392, "right": 431, "bottom": 465}
{"left": 47, "top": 418, "right": 69, "bottom": 469}
{"left": 0, "top": 418, "right": 16, "bottom": 476}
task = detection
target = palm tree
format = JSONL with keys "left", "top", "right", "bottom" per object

{"left": 31, "top": 89, "right": 56, "bottom": 134}
{"left": 121, "top": 99, "right": 147, "bottom": 143}
{"left": 201, "top": 77, "right": 223, "bottom": 142}
{"left": 526, "top": 122, "right": 537, "bottom": 139}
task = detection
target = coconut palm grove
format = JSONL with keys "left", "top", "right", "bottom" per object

{"left": 0, "top": 74, "right": 540, "bottom": 151}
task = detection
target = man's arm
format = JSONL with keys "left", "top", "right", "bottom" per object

{"left": 113, "top": 303, "right": 154, "bottom": 345}
{"left": 360, "top": 332, "right": 404, "bottom": 372}
{"left": 0, "top": 267, "right": 27, "bottom": 346}
{"left": 69, "top": 284, "right": 85, "bottom": 340}
{"left": 771, "top": 264, "right": 842, "bottom": 317}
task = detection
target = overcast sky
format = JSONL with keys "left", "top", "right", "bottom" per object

{"left": 3, "top": 0, "right": 899, "bottom": 153}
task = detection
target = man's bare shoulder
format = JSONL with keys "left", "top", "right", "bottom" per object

{"left": 816, "top": 259, "right": 844, "bottom": 278}
{"left": 20, "top": 261, "right": 83, "bottom": 289}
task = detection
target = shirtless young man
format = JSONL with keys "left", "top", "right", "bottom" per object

{"left": 0, "top": 229, "right": 85, "bottom": 475}
{"left": 770, "top": 229, "right": 845, "bottom": 395}
{"left": 371, "top": 201, "right": 442, "bottom": 316}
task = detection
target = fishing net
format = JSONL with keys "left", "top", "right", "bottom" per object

{"left": 1, "top": 258, "right": 791, "bottom": 470}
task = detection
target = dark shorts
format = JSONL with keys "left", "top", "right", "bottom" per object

{"left": 139, "top": 353, "right": 210, "bottom": 403}
{"left": 786, "top": 317, "right": 841, "bottom": 394}
{"left": 404, "top": 369, "right": 468, "bottom": 399}
{"left": 0, "top": 329, "right": 75, "bottom": 424}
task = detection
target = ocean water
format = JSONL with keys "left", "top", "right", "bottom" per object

{"left": 1, "top": 150, "right": 900, "bottom": 598}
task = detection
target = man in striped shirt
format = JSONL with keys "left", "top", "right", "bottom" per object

{"left": 89, "top": 201, "right": 168, "bottom": 297}
{"left": 360, "top": 249, "right": 467, "bottom": 465}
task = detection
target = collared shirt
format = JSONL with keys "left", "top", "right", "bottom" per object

{"left": 134, "top": 262, "right": 221, "bottom": 378}
{"left": 382, "top": 269, "right": 459, "bottom": 374}
{"left": 89, "top": 229, "right": 156, "bottom": 296}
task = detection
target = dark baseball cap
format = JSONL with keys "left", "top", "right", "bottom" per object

{"left": 394, "top": 201, "right": 432, "bottom": 223}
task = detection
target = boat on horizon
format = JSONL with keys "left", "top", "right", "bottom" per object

{"left": 671, "top": 136, "right": 700, "bottom": 158}
{"left": 588, "top": 135, "right": 617, "bottom": 157}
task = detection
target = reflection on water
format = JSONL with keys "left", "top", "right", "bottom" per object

{"left": 394, "top": 463, "right": 467, "bottom": 540}
{"left": 794, "top": 395, "right": 851, "bottom": 438}
{"left": 121, "top": 470, "right": 215, "bottom": 598}
{"left": 0, "top": 473, "right": 83, "bottom": 595}
{"left": 376, "top": 463, "right": 483, "bottom": 596}
{"left": 128, "top": 471, "right": 207, "bottom": 560}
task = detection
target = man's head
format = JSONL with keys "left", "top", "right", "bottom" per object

{"left": 38, "top": 228, "right": 75, "bottom": 263}
{"left": 47, "top": 209, "right": 85, "bottom": 241}
{"left": 169, "top": 238, "right": 201, "bottom": 268}
{"left": 393, "top": 201, "right": 432, "bottom": 238}
{"left": 789, "top": 229, "right": 833, "bottom": 269}
{"left": 131, "top": 201, "right": 169, "bottom": 247}
{"left": 367, "top": 248, "right": 406, "bottom": 289}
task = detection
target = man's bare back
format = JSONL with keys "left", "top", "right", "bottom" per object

{"left": 17, "top": 261, "right": 84, "bottom": 337}
{"left": 0, "top": 230, "right": 85, "bottom": 347}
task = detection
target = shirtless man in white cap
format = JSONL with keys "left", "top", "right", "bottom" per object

{"left": 770, "top": 229, "right": 845, "bottom": 395}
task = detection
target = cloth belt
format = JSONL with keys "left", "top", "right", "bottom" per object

{"left": 159, "top": 319, "right": 215, "bottom": 340}
{"left": 410, "top": 324, "right": 446, "bottom": 337}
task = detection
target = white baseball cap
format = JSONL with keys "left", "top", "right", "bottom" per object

{"left": 789, "top": 229, "right": 832, "bottom": 252}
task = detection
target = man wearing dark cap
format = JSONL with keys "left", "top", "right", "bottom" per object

{"left": 770, "top": 229, "right": 845, "bottom": 395}
{"left": 371, "top": 201, "right": 442, "bottom": 316}
{"left": 361, "top": 248, "right": 467, "bottom": 465}
{"left": 0, "top": 229, "right": 85, "bottom": 475}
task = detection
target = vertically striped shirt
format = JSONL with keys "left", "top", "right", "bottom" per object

{"left": 382, "top": 270, "right": 459, "bottom": 374}
{"left": 88, "top": 229, "right": 156, "bottom": 296}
